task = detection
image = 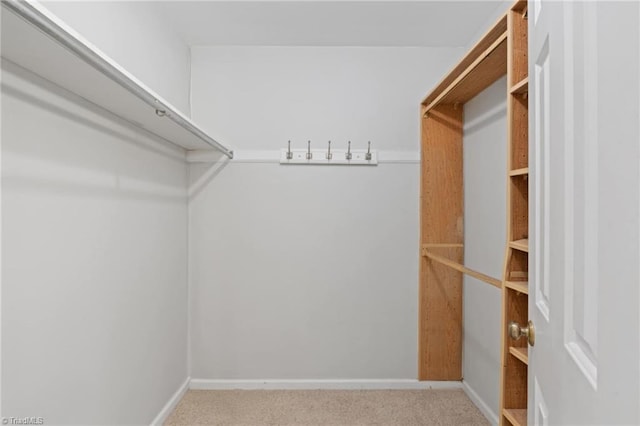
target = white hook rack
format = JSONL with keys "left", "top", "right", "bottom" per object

{"left": 280, "top": 141, "right": 378, "bottom": 166}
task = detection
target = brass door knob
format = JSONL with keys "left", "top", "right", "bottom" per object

{"left": 508, "top": 320, "right": 535, "bottom": 346}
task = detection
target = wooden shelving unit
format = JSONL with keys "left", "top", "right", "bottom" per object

{"left": 500, "top": 1, "right": 530, "bottom": 425}
{"left": 418, "top": 11, "right": 508, "bottom": 381}
{"left": 419, "top": 1, "right": 531, "bottom": 423}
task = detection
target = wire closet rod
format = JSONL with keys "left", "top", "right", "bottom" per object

{"left": 3, "top": 0, "right": 234, "bottom": 159}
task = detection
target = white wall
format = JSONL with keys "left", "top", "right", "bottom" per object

{"left": 188, "top": 46, "right": 462, "bottom": 380}
{"left": 189, "top": 162, "right": 420, "bottom": 380}
{"left": 1, "top": 59, "right": 188, "bottom": 424}
{"left": 190, "top": 46, "right": 461, "bottom": 151}
{"left": 462, "top": 76, "right": 507, "bottom": 422}
{"left": 463, "top": 1, "right": 513, "bottom": 52}
{"left": 42, "top": 0, "right": 192, "bottom": 115}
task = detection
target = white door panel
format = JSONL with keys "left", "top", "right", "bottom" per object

{"left": 529, "top": 1, "right": 640, "bottom": 424}
{"left": 563, "top": 0, "right": 599, "bottom": 391}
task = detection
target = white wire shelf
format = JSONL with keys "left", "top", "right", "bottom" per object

{"left": 1, "top": 0, "right": 233, "bottom": 158}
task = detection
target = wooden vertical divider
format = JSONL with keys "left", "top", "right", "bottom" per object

{"left": 418, "top": 104, "right": 464, "bottom": 380}
{"left": 509, "top": 2, "right": 529, "bottom": 86}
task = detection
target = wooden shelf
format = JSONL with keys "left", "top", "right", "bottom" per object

{"left": 504, "top": 280, "right": 528, "bottom": 294}
{"left": 509, "top": 347, "right": 528, "bottom": 365}
{"left": 1, "top": 1, "right": 232, "bottom": 155}
{"left": 509, "top": 239, "right": 529, "bottom": 252}
{"left": 503, "top": 408, "right": 527, "bottom": 426}
{"left": 509, "top": 167, "right": 529, "bottom": 177}
{"left": 510, "top": 77, "right": 529, "bottom": 94}
{"left": 422, "top": 15, "right": 508, "bottom": 112}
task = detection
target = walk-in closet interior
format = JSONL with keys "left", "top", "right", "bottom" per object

{"left": 2, "top": 1, "right": 640, "bottom": 425}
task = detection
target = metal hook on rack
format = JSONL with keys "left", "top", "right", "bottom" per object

{"left": 286, "top": 140, "right": 293, "bottom": 160}
{"left": 306, "top": 140, "right": 313, "bottom": 160}
{"left": 279, "top": 139, "right": 377, "bottom": 165}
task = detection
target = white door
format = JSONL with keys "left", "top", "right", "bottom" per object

{"left": 529, "top": 0, "right": 640, "bottom": 424}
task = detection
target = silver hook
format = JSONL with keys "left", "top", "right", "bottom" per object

{"left": 286, "top": 140, "right": 293, "bottom": 160}
{"left": 346, "top": 141, "right": 352, "bottom": 160}
{"left": 306, "top": 140, "right": 313, "bottom": 160}
{"left": 365, "top": 141, "right": 372, "bottom": 160}
{"left": 326, "top": 140, "right": 332, "bottom": 160}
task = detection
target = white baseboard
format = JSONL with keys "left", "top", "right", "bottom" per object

{"left": 150, "top": 376, "right": 190, "bottom": 426}
{"left": 190, "top": 379, "right": 462, "bottom": 390}
{"left": 462, "top": 380, "right": 499, "bottom": 426}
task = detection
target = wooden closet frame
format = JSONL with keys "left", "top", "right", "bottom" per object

{"left": 418, "top": 1, "right": 530, "bottom": 424}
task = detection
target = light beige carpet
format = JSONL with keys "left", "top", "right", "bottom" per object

{"left": 164, "top": 389, "right": 489, "bottom": 425}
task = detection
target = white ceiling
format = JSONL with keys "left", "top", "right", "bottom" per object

{"left": 152, "top": 1, "right": 505, "bottom": 47}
